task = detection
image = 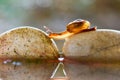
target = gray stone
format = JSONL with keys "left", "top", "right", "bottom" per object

{"left": 0, "top": 27, "right": 59, "bottom": 80}
{"left": 0, "top": 27, "right": 59, "bottom": 59}
{"left": 63, "top": 29, "right": 120, "bottom": 80}
{"left": 63, "top": 29, "right": 120, "bottom": 62}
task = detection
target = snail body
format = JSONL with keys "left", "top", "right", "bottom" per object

{"left": 49, "top": 19, "right": 97, "bottom": 40}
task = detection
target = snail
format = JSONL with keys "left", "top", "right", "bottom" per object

{"left": 48, "top": 19, "right": 97, "bottom": 39}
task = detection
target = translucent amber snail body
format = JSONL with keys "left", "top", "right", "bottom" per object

{"left": 48, "top": 19, "right": 97, "bottom": 40}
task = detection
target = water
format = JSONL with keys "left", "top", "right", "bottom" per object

{"left": 3, "top": 59, "right": 22, "bottom": 66}
{"left": 50, "top": 77, "right": 69, "bottom": 80}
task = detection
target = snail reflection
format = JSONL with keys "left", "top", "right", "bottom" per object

{"left": 50, "top": 56, "right": 69, "bottom": 80}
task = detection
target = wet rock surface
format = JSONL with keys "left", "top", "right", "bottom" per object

{"left": 0, "top": 27, "right": 59, "bottom": 59}
{"left": 0, "top": 58, "right": 57, "bottom": 80}
{"left": 0, "top": 27, "right": 59, "bottom": 80}
{"left": 63, "top": 29, "right": 120, "bottom": 80}
{"left": 1, "top": 28, "right": 120, "bottom": 80}
{"left": 63, "top": 29, "right": 120, "bottom": 62}
{"left": 65, "top": 62, "right": 120, "bottom": 80}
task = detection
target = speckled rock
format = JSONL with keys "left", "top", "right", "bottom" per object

{"left": 63, "top": 29, "right": 120, "bottom": 62}
{"left": 0, "top": 27, "right": 59, "bottom": 80}
{"left": 63, "top": 29, "right": 120, "bottom": 80}
{"left": 0, "top": 27, "right": 59, "bottom": 59}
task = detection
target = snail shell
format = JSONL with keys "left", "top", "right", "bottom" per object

{"left": 66, "top": 19, "right": 90, "bottom": 33}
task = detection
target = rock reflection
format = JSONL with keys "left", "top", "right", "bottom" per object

{"left": 3, "top": 59, "right": 22, "bottom": 66}
{"left": 50, "top": 77, "right": 69, "bottom": 80}
{"left": 0, "top": 58, "right": 57, "bottom": 80}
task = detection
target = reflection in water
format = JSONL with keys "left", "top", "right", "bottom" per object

{"left": 12, "top": 61, "right": 22, "bottom": 69}
{"left": 50, "top": 57, "right": 69, "bottom": 80}
{"left": 3, "top": 59, "right": 12, "bottom": 64}
{"left": 50, "top": 77, "right": 69, "bottom": 80}
{"left": 3, "top": 59, "right": 22, "bottom": 66}
{"left": 12, "top": 61, "right": 22, "bottom": 66}
{"left": 0, "top": 58, "right": 57, "bottom": 80}
{"left": 1, "top": 57, "right": 120, "bottom": 80}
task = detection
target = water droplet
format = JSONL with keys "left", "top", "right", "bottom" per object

{"left": 58, "top": 57, "right": 64, "bottom": 62}
{"left": 12, "top": 61, "right": 22, "bottom": 66}
{"left": 58, "top": 54, "right": 64, "bottom": 62}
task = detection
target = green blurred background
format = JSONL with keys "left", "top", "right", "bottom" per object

{"left": 0, "top": 0, "right": 120, "bottom": 49}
